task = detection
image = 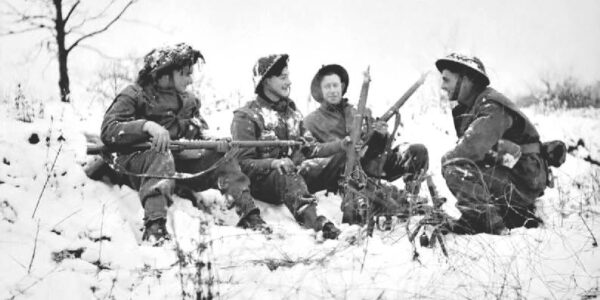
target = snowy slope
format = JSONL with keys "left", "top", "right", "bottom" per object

{"left": 0, "top": 87, "right": 599, "bottom": 300}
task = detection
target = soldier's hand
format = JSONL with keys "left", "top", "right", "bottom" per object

{"left": 372, "top": 120, "right": 389, "bottom": 135}
{"left": 143, "top": 121, "right": 171, "bottom": 153}
{"left": 215, "top": 139, "right": 231, "bottom": 153}
{"left": 270, "top": 158, "right": 295, "bottom": 175}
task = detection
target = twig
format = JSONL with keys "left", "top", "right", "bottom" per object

{"left": 98, "top": 203, "right": 106, "bottom": 262}
{"left": 51, "top": 208, "right": 82, "bottom": 230}
{"left": 579, "top": 213, "right": 598, "bottom": 247}
{"left": 32, "top": 143, "right": 63, "bottom": 218}
{"left": 27, "top": 220, "right": 41, "bottom": 274}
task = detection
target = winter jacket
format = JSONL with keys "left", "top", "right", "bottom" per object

{"left": 231, "top": 95, "right": 344, "bottom": 178}
{"left": 101, "top": 84, "right": 206, "bottom": 146}
{"left": 304, "top": 99, "right": 388, "bottom": 159}
{"left": 443, "top": 87, "right": 547, "bottom": 193}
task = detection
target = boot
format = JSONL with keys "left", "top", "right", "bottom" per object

{"left": 316, "top": 215, "right": 341, "bottom": 240}
{"left": 237, "top": 210, "right": 272, "bottom": 234}
{"left": 142, "top": 218, "right": 170, "bottom": 246}
{"left": 322, "top": 221, "right": 341, "bottom": 239}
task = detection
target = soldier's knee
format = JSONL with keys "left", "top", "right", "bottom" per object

{"left": 218, "top": 172, "right": 251, "bottom": 197}
{"left": 142, "top": 150, "right": 176, "bottom": 170}
{"left": 408, "top": 143, "right": 428, "bottom": 159}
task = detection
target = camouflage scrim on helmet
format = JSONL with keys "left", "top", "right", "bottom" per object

{"left": 141, "top": 43, "right": 204, "bottom": 78}
{"left": 252, "top": 54, "right": 289, "bottom": 93}
{"left": 436, "top": 53, "right": 490, "bottom": 86}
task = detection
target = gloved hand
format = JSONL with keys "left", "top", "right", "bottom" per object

{"left": 372, "top": 119, "right": 389, "bottom": 135}
{"left": 393, "top": 144, "right": 429, "bottom": 181}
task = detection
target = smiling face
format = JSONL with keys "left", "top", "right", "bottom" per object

{"left": 263, "top": 67, "right": 291, "bottom": 101}
{"left": 440, "top": 69, "right": 460, "bottom": 101}
{"left": 320, "top": 73, "right": 343, "bottom": 105}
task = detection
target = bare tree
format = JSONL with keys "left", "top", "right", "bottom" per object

{"left": 1, "top": 0, "right": 137, "bottom": 102}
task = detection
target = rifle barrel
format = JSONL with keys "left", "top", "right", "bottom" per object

{"left": 379, "top": 72, "right": 428, "bottom": 122}
{"left": 86, "top": 140, "right": 303, "bottom": 155}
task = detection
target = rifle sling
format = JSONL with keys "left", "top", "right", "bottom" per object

{"left": 102, "top": 150, "right": 231, "bottom": 180}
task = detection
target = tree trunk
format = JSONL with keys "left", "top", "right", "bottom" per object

{"left": 54, "top": 0, "right": 70, "bottom": 102}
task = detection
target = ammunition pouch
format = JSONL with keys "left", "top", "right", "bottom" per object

{"left": 541, "top": 140, "right": 567, "bottom": 168}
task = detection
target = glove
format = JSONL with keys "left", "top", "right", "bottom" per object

{"left": 393, "top": 144, "right": 429, "bottom": 181}
{"left": 372, "top": 119, "right": 389, "bottom": 135}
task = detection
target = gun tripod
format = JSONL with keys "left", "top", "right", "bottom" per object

{"left": 408, "top": 208, "right": 449, "bottom": 257}
{"left": 408, "top": 176, "right": 449, "bottom": 257}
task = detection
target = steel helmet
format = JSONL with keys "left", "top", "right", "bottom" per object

{"left": 310, "top": 64, "right": 349, "bottom": 102}
{"left": 435, "top": 53, "right": 490, "bottom": 87}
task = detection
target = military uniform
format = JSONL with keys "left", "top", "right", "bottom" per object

{"left": 436, "top": 53, "right": 549, "bottom": 234}
{"left": 231, "top": 95, "right": 343, "bottom": 233}
{"left": 303, "top": 99, "right": 429, "bottom": 190}
{"left": 100, "top": 44, "right": 265, "bottom": 243}
{"left": 101, "top": 84, "right": 260, "bottom": 225}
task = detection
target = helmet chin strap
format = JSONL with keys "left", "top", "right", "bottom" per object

{"left": 452, "top": 74, "right": 464, "bottom": 101}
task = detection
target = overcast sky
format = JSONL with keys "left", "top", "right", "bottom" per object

{"left": 1, "top": 0, "right": 599, "bottom": 108}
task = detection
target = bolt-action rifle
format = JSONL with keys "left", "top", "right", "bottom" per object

{"left": 87, "top": 139, "right": 304, "bottom": 155}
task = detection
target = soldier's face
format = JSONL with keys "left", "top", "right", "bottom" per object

{"left": 320, "top": 74, "right": 343, "bottom": 105}
{"left": 263, "top": 67, "right": 291, "bottom": 101}
{"left": 172, "top": 65, "right": 194, "bottom": 92}
{"left": 440, "top": 70, "right": 459, "bottom": 101}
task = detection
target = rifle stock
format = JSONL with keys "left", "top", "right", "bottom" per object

{"left": 87, "top": 140, "right": 303, "bottom": 155}
{"left": 379, "top": 72, "right": 429, "bottom": 122}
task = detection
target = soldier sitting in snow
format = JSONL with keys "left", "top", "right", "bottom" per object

{"left": 100, "top": 43, "right": 268, "bottom": 245}
{"left": 435, "top": 53, "right": 566, "bottom": 234}
{"left": 302, "top": 64, "right": 430, "bottom": 225}
{"left": 231, "top": 54, "right": 347, "bottom": 239}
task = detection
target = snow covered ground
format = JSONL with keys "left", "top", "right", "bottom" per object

{"left": 0, "top": 82, "right": 599, "bottom": 299}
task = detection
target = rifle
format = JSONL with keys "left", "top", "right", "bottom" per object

{"left": 340, "top": 67, "right": 371, "bottom": 224}
{"left": 379, "top": 72, "right": 429, "bottom": 122}
{"left": 87, "top": 139, "right": 304, "bottom": 155}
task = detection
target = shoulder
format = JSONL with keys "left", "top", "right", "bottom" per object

{"left": 233, "top": 100, "right": 260, "bottom": 119}
{"left": 116, "top": 84, "right": 144, "bottom": 100}
{"left": 478, "top": 88, "right": 516, "bottom": 110}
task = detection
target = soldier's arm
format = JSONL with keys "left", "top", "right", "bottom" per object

{"left": 231, "top": 111, "right": 275, "bottom": 176}
{"left": 442, "top": 101, "right": 513, "bottom": 164}
{"left": 100, "top": 86, "right": 149, "bottom": 146}
{"left": 300, "top": 119, "right": 346, "bottom": 158}
{"left": 177, "top": 94, "right": 208, "bottom": 140}
{"left": 362, "top": 108, "right": 389, "bottom": 161}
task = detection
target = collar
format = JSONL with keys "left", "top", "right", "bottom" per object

{"left": 457, "top": 90, "right": 480, "bottom": 109}
{"left": 321, "top": 98, "right": 349, "bottom": 113}
{"left": 256, "top": 93, "right": 294, "bottom": 112}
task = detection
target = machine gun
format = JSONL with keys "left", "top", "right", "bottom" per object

{"left": 338, "top": 71, "right": 450, "bottom": 255}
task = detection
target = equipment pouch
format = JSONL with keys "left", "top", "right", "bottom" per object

{"left": 541, "top": 140, "right": 567, "bottom": 167}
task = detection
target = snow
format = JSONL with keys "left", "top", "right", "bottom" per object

{"left": 1, "top": 82, "right": 599, "bottom": 299}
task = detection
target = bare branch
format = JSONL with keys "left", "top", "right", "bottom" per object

{"left": 0, "top": 24, "right": 50, "bottom": 36}
{"left": 86, "top": 0, "right": 118, "bottom": 23}
{"left": 66, "top": 0, "right": 135, "bottom": 53}
{"left": 78, "top": 43, "right": 125, "bottom": 60}
{"left": 63, "top": 0, "right": 80, "bottom": 24}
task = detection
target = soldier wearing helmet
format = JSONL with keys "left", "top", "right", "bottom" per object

{"left": 436, "top": 53, "right": 550, "bottom": 234}
{"left": 231, "top": 54, "right": 346, "bottom": 239}
{"left": 302, "top": 64, "right": 429, "bottom": 225}
{"left": 101, "top": 43, "right": 269, "bottom": 245}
